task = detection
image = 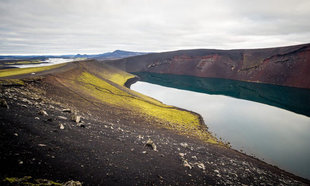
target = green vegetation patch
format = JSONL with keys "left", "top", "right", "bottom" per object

{"left": 0, "top": 63, "right": 65, "bottom": 78}
{"left": 74, "top": 71, "right": 218, "bottom": 144}
{"left": 0, "top": 79, "right": 24, "bottom": 86}
{"left": 3, "top": 176, "right": 62, "bottom": 186}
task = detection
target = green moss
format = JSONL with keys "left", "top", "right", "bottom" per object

{"left": 0, "top": 79, "right": 24, "bottom": 86}
{"left": 2, "top": 176, "right": 62, "bottom": 186}
{"left": 0, "top": 63, "right": 65, "bottom": 78}
{"left": 74, "top": 71, "right": 218, "bottom": 143}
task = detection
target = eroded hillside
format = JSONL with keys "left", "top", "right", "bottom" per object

{"left": 108, "top": 43, "right": 310, "bottom": 89}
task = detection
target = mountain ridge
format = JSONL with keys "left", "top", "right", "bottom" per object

{"left": 107, "top": 43, "right": 310, "bottom": 89}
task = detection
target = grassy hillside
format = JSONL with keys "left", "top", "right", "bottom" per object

{"left": 0, "top": 61, "right": 219, "bottom": 144}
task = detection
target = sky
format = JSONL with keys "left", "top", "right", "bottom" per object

{"left": 0, "top": 0, "right": 310, "bottom": 55}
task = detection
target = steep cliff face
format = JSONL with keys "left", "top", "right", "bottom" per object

{"left": 108, "top": 43, "right": 310, "bottom": 89}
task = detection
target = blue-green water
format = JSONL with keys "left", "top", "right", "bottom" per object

{"left": 131, "top": 73, "right": 310, "bottom": 179}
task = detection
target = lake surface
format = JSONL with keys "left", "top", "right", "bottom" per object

{"left": 131, "top": 73, "right": 310, "bottom": 179}
{"left": 10, "top": 58, "right": 75, "bottom": 68}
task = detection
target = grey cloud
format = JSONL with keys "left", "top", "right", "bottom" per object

{"left": 0, "top": 0, "right": 309, "bottom": 54}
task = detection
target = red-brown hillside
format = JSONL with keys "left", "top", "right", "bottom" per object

{"left": 108, "top": 43, "right": 310, "bottom": 89}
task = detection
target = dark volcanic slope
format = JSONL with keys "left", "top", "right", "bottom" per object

{"left": 1, "top": 61, "right": 309, "bottom": 185}
{"left": 108, "top": 43, "right": 310, "bottom": 89}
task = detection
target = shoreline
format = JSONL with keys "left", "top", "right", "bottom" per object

{"left": 0, "top": 61, "right": 309, "bottom": 185}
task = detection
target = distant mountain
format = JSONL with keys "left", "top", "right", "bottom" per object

{"left": 76, "top": 50, "right": 148, "bottom": 60}
{"left": 0, "top": 50, "right": 148, "bottom": 61}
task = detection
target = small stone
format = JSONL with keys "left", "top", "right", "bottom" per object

{"left": 183, "top": 160, "right": 192, "bottom": 169}
{"left": 14, "top": 133, "right": 18, "bottom": 136}
{"left": 142, "top": 151, "right": 147, "bottom": 154}
{"left": 59, "top": 123, "right": 65, "bottom": 130}
{"left": 146, "top": 139, "right": 157, "bottom": 151}
{"left": 58, "top": 116, "right": 67, "bottom": 120}
{"left": 71, "top": 114, "right": 81, "bottom": 123}
{"left": 35, "top": 117, "right": 40, "bottom": 120}
{"left": 77, "top": 123, "right": 85, "bottom": 128}
{"left": 62, "top": 108, "right": 71, "bottom": 113}
{"left": 38, "top": 144, "right": 47, "bottom": 147}
{"left": 18, "top": 160, "right": 23, "bottom": 165}
{"left": 197, "top": 162, "right": 206, "bottom": 171}
{"left": 180, "top": 142, "right": 189, "bottom": 148}
{"left": 179, "top": 153, "right": 185, "bottom": 158}
{"left": 214, "top": 170, "right": 220, "bottom": 174}
{"left": 63, "top": 180, "right": 82, "bottom": 186}
{"left": 38, "top": 110, "right": 48, "bottom": 116}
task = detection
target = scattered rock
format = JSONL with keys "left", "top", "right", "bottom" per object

{"left": 180, "top": 142, "right": 189, "bottom": 148}
{"left": 142, "top": 151, "right": 147, "bottom": 154}
{"left": 38, "top": 144, "right": 47, "bottom": 147}
{"left": 35, "top": 117, "right": 40, "bottom": 120}
{"left": 62, "top": 108, "right": 71, "bottom": 113}
{"left": 196, "top": 162, "right": 206, "bottom": 171}
{"left": 38, "top": 110, "right": 48, "bottom": 116}
{"left": 58, "top": 116, "right": 67, "bottom": 120}
{"left": 179, "top": 153, "right": 185, "bottom": 158}
{"left": 192, "top": 156, "right": 197, "bottom": 160}
{"left": 138, "top": 135, "right": 144, "bottom": 140}
{"left": 71, "top": 114, "right": 81, "bottom": 123}
{"left": 145, "top": 139, "right": 157, "bottom": 151}
{"left": 63, "top": 180, "right": 83, "bottom": 186}
{"left": 77, "top": 123, "right": 85, "bottom": 128}
{"left": 0, "top": 98, "right": 9, "bottom": 109}
{"left": 183, "top": 160, "right": 192, "bottom": 169}
{"left": 59, "top": 123, "right": 65, "bottom": 130}
{"left": 14, "top": 133, "right": 18, "bottom": 136}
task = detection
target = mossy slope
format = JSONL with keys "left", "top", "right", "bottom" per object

{"left": 0, "top": 63, "right": 65, "bottom": 78}
{"left": 0, "top": 61, "right": 218, "bottom": 144}
{"left": 61, "top": 62, "right": 218, "bottom": 143}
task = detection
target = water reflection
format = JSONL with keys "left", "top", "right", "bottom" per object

{"left": 131, "top": 73, "right": 310, "bottom": 179}
{"left": 134, "top": 72, "right": 310, "bottom": 117}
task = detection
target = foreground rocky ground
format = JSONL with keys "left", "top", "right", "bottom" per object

{"left": 0, "top": 79, "right": 309, "bottom": 185}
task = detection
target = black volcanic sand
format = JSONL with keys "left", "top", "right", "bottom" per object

{"left": 0, "top": 78, "right": 309, "bottom": 185}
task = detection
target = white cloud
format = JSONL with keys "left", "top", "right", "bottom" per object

{"left": 0, "top": 0, "right": 310, "bottom": 54}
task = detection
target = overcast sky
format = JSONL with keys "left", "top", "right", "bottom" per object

{"left": 0, "top": 0, "right": 310, "bottom": 55}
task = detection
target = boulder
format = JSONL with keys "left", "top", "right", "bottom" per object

{"left": 146, "top": 139, "right": 158, "bottom": 151}
{"left": 59, "top": 123, "right": 65, "bottom": 130}
{"left": 71, "top": 114, "right": 81, "bottom": 123}
{"left": 38, "top": 110, "right": 48, "bottom": 116}
{"left": 62, "top": 108, "right": 71, "bottom": 113}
